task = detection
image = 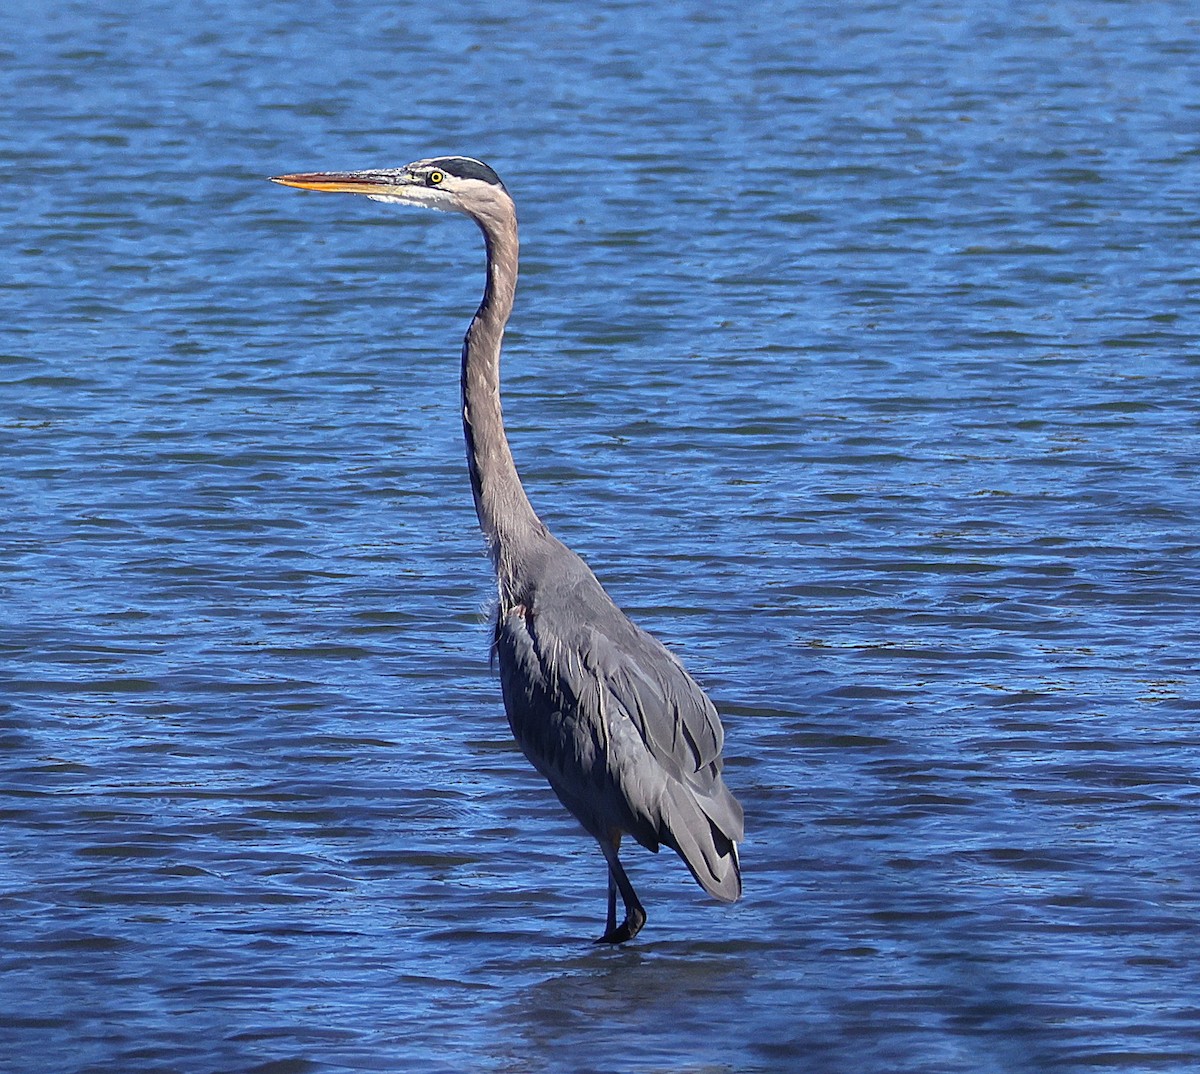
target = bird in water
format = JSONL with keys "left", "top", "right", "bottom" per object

{"left": 271, "top": 156, "right": 743, "bottom": 943}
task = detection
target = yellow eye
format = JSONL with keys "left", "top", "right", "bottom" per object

{"left": 428, "top": 170, "right": 444, "bottom": 185}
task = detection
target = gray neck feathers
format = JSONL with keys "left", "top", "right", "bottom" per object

{"left": 461, "top": 194, "right": 545, "bottom": 595}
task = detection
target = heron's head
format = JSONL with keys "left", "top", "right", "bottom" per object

{"left": 270, "top": 156, "right": 509, "bottom": 218}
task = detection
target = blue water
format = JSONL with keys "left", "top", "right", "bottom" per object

{"left": 3, "top": 1, "right": 1200, "bottom": 1071}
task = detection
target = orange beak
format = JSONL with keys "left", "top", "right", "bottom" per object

{"left": 269, "top": 171, "right": 409, "bottom": 195}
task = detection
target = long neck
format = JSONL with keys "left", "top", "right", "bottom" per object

{"left": 461, "top": 199, "right": 544, "bottom": 586}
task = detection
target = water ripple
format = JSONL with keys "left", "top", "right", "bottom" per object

{"left": 5, "top": 2, "right": 1200, "bottom": 1073}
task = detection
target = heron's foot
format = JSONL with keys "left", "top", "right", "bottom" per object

{"left": 593, "top": 906, "right": 646, "bottom": 945}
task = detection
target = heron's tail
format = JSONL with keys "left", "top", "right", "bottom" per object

{"left": 660, "top": 781, "right": 743, "bottom": 903}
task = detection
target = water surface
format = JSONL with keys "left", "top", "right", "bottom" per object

{"left": 3, "top": 2, "right": 1200, "bottom": 1071}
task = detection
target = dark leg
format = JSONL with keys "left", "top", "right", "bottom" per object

{"left": 605, "top": 869, "right": 617, "bottom": 937}
{"left": 593, "top": 833, "right": 646, "bottom": 945}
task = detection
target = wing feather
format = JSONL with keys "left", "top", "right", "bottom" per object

{"left": 493, "top": 546, "right": 743, "bottom": 901}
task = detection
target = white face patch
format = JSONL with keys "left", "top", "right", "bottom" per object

{"left": 366, "top": 187, "right": 452, "bottom": 209}
{"left": 368, "top": 175, "right": 504, "bottom": 216}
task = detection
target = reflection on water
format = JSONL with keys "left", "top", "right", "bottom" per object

{"left": 4, "top": 1, "right": 1200, "bottom": 1072}
{"left": 512, "top": 947, "right": 756, "bottom": 1070}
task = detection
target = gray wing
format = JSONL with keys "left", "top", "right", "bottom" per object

{"left": 494, "top": 544, "right": 743, "bottom": 902}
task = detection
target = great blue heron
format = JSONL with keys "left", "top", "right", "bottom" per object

{"left": 271, "top": 156, "right": 743, "bottom": 943}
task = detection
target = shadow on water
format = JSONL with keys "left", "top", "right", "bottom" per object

{"left": 490, "top": 915, "right": 1063, "bottom": 1074}
{"left": 501, "top": 941, "right": 761, "bottom": 1074}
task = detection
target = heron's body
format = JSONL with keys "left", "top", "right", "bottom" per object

{"left": 272, "top": 156, "right": 743, "bottom": 942}
{"left": 495, "top": 530, "right": 742, "bottom": 905}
